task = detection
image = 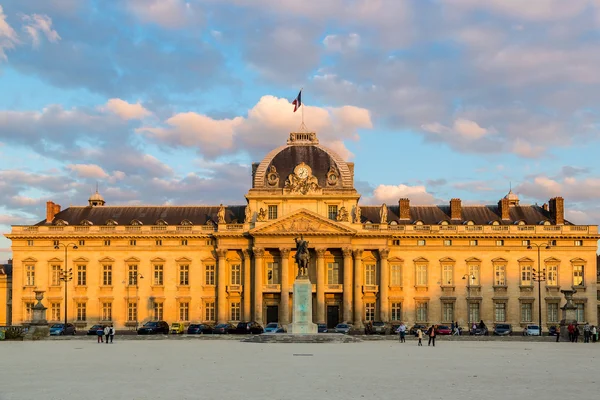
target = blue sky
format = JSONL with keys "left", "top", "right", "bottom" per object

{"left": 1, "top": 0, "right": 600, "bottom": 261}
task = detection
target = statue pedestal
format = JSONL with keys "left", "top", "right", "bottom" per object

{"left": 24, "top": 290, "right": 50, "bottom": 340}
{"left": 559, "top": 289, "right": 578, "bottom": 342}
{"left": 289, "top": 276, "right": 317, "bottom": 334}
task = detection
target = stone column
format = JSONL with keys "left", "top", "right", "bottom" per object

{"left": 253, "top": 247, "right": 265, "bottom": 324}
{"left": 342, "top": 247, "right": 353, "bottom": 323}
{"left": 242, "top": 249, "right": 252, "bottom": 321}
{"left": 316, "top": 248, "right": 326, "bottom": 324}
{"left": 279, "top": 248, "right": 291, "bottom": 325}
{"left": 379, "top": 248, "right": 390, "bottom": 322}
{"left": 216, "top": 248, "right": 228, "bottom": 323}
{"left": 353, "top": 249, "right": 364, "bottom": 328}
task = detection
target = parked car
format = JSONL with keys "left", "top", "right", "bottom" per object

{"left": 435, "top": 325, "right": 452, "bottom": 335}
{"left": 87, "top": 324, "right": 105, "bottom": 335}
{"left": 264, "top": 323, "right": 285, "bottom": 333}
{"left": 335, "top": 323, "right": 351, "bottom": 334}
{"left": 371, "top": 321, "right": 389, "bottom": 335}
{"left": 317, "top": 323, "right": 328, "bottom": 333}
{"left": 213, "top": 323, "right": 236, "bottom": 334}
{"left": 548, "top": 325, "right": 559, "bottom": 336}
{"left": 410, "top": 324, "right": 428, "bottom": 336}
{"left": 470, "top": 326, "right": 489, "bottom": 336}
{"left": 187, "top": 324, "right": 213, "bottom": 334}
{"left": 524, "top": 324, "right": 541, "bottom": 336}
{"left": 170, "top": 322, "right": 185, "bottom": 334}
{"left": 233, "top": 321, "right": 264, "bottom": 334}
{"left": 137, "top": 321, "right": 169, "bottom": 335}
{"left": 49, "top": 323, "right": 76, "bottom": 336}
{"left": 493, "top": 323, "right": 513, "bottom": 336}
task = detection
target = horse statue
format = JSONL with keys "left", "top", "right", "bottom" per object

{"left": 294, "top": 235, "right": 310, "bottom": 277}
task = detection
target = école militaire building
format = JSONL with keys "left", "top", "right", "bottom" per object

{"left": 5, "top": 131, "right": 599, "bottom": 330}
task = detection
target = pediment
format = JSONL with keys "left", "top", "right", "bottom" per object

{"left": 99, "top": 257, "right": 115, "bottom": 263}
{"left": 544, "top": 257, "right": 560, "bottom": 264}
{"left": 250, "top": 209, "right": 356, "bottom": 236}
{"left": 570, "top": 257, "right": 586, "bottom": 264}
{"left": 439, "top": 257, "right": 455, "bottom": 263}
{"left": 388, "top": 257, "right": 404, "bottom": 263}
{"left": 518, "top": 257, "right": 534, "bottom": 263}
{"left": 413, "top": 257, "right": 429, "bottom": 263}
{"left": 465, "top": 257, "right": 481, "bottom": 263}
{"left": 47, "top": 257, "right": 63, "bottom": 263}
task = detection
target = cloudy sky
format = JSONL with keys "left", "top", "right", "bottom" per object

{"left": 1, "top": 0, "right": 600, "bottom": 261}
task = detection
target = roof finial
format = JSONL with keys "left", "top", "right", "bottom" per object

{"left": 96, "top": 182, "right": 99, "bottom": 193}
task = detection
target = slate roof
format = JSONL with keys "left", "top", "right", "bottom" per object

{"left": 0, "top": 262, "right": 12, "bottom": 277}
{"left": 269, "top": 146, "right": 337, "bottom": 188}
{"left": 36, "top": 206, "right": 248, "bottom": 226}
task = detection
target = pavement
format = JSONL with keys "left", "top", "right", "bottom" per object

{"left": 0, "top": 340, "right": 598, "bottom": 400}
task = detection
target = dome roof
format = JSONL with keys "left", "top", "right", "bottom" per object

{"left": 89, "top": 191, "right": 105, "bottom": 201}
{"left": 504, "top": 189, "right": 519, "bottom": 201}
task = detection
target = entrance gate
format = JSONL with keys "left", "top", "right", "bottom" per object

{"left": 266, "top": 305, "right": 279, "bottom": 323}
{"left": 327, "top": 305, "right": 340, "bottom": 329}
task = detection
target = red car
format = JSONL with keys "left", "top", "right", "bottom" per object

{"left": 435, "top": 325, "right": 452, "bottom": 335}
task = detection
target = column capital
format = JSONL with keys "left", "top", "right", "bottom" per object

{"left": 215, "top": 248, "right": 227, "bottom": 258}
{"left": 315, "top": 248, "right": 327, "bottom": 258}
{"left": 379, "top": 248, "right": 390, "bottom": 259}
{"left": 253, "top": 247, "right": 265, "bottom": 258}
{"left": 241, "top": 249, "right": 252, "bottom": 259}
{"left": 279, "top": 248, "right": 291, "bottom": 257}
{"left": 353, "top": 248, "right": 363, "bottom": 258}
{"left": 342, "top": 247, "right": 353, "bottom": 258}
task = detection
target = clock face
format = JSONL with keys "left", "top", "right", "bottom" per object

{"left": 297, "top": 167, "right": 309, "bottom": 179}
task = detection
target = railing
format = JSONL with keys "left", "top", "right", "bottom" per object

{"left": 227, "top": 285, "right": 243, "bottom": 293}
{"left": 262, "top": 284, "right": 281, "bottom": 292}
{"left": 325, "top": 284, "right": 343, "bottom": 292}
{"left": 99, "top": 226, "right": 115, "bottom": 232}
{"left": 363, "top": 224, "right": 380, "bottom": 230}
{"left": 362, "top": 285, "right": 379, "bottom": 293}
{"left": 151, "top": 226, "right": 167, "bottom": 231}
{"left": 74, "top": 226, "right": 89, "bottom": 232}
{"left": 48, "top": 226, "right": 64, "bottom": 231}
{"left": 226, "top": 224, "right": 244, "bottom": 230}
{"left": 126, "top": 226, "right": 141, "bottom": 232}
{"left": 176, "top": 226, "right": 192, "bottom": 232}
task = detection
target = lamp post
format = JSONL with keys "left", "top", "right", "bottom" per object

{"left": 54, "top": 242, "right": 78, "bottom": 327}
{"left": 127, "top": 271, "right": 143, "bottom": 329}
{"left": 462, "top": 274, "right": 475, "bottom": 329}
{"left": 527, "top": 242, "right": 551, "bottom": 335}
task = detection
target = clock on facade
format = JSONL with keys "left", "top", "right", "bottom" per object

{"left": 297, "top": 167, "right": 309, "bottom": 179}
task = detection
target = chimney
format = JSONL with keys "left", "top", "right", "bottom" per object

{"left": 549, "top": 197, "right": 564, "bottom": 225}
{"left": 46, "top": 201, "right": 56, "bottom": 223}
{"left": 398, "top": 198, "right": 410, "bottom": 220}
{"left": 450, "top": 198, "right": 462, "bottom": 220}
{"left": 542, "top": 203, "right": 549, "bottom": 211}
{"left": 498, "top": 197, "right": 510, "bottom": 220}
{"left": 53, "top": 203, "right": 61, "bottom": 216}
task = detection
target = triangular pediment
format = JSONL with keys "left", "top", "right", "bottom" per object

{"left": 250, "top": 209, "right": 356, "bottom": 236}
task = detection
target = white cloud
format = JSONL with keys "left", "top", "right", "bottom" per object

{"left": 421, "top": 118, "right": 490, "bottom": 140}
{"left": 442, "top": 0, "right": 589, "bottom": 21}
{"left": 66, "top": 164, "right": 109, "bottom": 179}
{"left": 0, "top": 5, "right": 19, "bottom": 61}
{"left": 366, "top": 184, "right": 437, "bottom": 205}
{"left": 104, "top": 98, "right": 152, "bottom": 120}
{"left": 21, "top": 13, "right": 60, "bottom": 47}
{"left": 126, "top": 0, "right": 202, "bottom": 29}
{"left": 511, "top": 138, "right": 546, "bottom": 159}
{"left": 323, "top": 33, "right": 360, "bottom": 53}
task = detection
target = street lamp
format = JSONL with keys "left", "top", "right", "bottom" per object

{"left": 527, "top": 242, "right": 551, "bottom": 335}
{"left": 54, "top": 242, "right": 78, "bottom": 327}
{"left": 462, "top": 274, "right": 475, "bottom": 329}
{"left": 126, "top": 272, "right": 144, "bottom": 329}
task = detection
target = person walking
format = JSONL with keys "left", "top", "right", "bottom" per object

{"left": 397, "top": 322, "right": 406, "bottom": 343}
{"left": 104, "top": 325, "right": 111, "bottom": 344}
{"left": 109, "top": 325, "right": 115, "bottom": 343}
{"left": 583, "top": 323, "right": 590, "bottom": 343}
{"left": 417, "top": 327, "right": 423, "bottom": 346}
{"left": 573, "top": 323, "right": 580, "bottom": 343}
{"left": 428, "top": 325, "right": 436, "bottom": 347}
{"left": 592, "top": 325, "right": 597, "bottom": 343}
{"left": 568, "top": 323, "right": 574, "bottom": 342}
{"left": 96, "top": 325, "right": 104, "bottom": 343}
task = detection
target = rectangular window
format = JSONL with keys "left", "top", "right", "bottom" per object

{"left": 575, "top": 304, "right": 585, "bottom": 323}
{"left": 26, "top": 265, "right": 35, "bottom": 286}
{"left": 444, "top": 239, "right": 452, "bottom": 246}
{"left": 267, "top": 262, "right": 279, "bottom": 284}
{"left": 76, "top": 302, "right": 86, "bottom": 321}
{"left": 417, "top": 239, "right": 426, "bottom": 246}
{"left": 127, "top": 302, "right": 137, "bottom": 322}
{"left": 549, "top": 240, "right": 557, "bottom": 246}
{"left": 469, "top": 302, "right": 480, "bottom": 323}
{"left": 547, "top": 265, "right": 558, "bottom": 286}
{"left": 179, "top": 265, "right": 189, "bottom": 286}
{"left": 574, "top": 240, "right": 583, "bottom": 246}
{"left": 128, "top": 265, "right": 138, "bottom": 286}
{"left": 470, "top": 240, "right": 478, "bottom": 246}
{"left": 25, "top": 302, "right": 34, "bottom": 321}
{"left": 179, "top": 302, "right": 189, "bottom": 321}
{"left": 53, "top": 240, "right": 60, "bottom": 247}
{"left": 496, "top": 240, "right": 504, "bottom": 246}
{"left": 391, "top": 302, "right": 402, "bottom": 321}
{"left": 102, "top": 265, "right": 112, "bottom": 286}
{"left": 27, "top": 240, "right": 34, "bottom": 246}
{"left": 416, "top": 265, "right": 428, "bottom": 286}
{"left": 102, "top": 302, "right": 112, "bottom": 321}
{"left": 521, "top": 303, "right": 532, "bottom": 322}
{"left": 494, "top": 265, "right": 506, "bottom": 286}
{"left": 442, "top": 303, "right": 454, "bottom": 322}
{"left": 104, "top": 240, "right": 110, "bottom": 246}
{"left": 268, "top": 205, "right": 278, "bottom": 220}
{"left": 153, "top": 302, "right": 163, "bottom": 321}
{"left": 522, "top": 240, "right": 530, "bottom": 246}
{"left": 230, "top": 302, "right": 241, "bottom": 321}
{"left": 51, "top": 265, "right": 61, "bottom": 286}
{"left": 77, "top": 265, "right": 86, "bottom": 286}
{"left": 205, "top": 301, "right": 215, "bottom": 321}
{"left": 547, "top": 303, "right": 558, "bottom": 323}
{"left": 573, "top": 265, "right": 584, "bottom": 286}
{"left": 365, "top": 264, "right": 376, "bottom": 286}
{"left": 520, "top": 265, "right": 532, "bottom": 286}
{"left": 156, "top": 239, "right": 162, "bottom": 246}
{"left": 154, "top": 264, "right": 164, "bottom": 285}
{"left": 391, "top": 265, "right": 402, "bottom": 286}
{"left": 327, "top": 262, "right": 340, "bottom": 284}
{"left": 365, "top": 302, "right": 375, "bottom": 322}
{"left": 181, "top": 239, "right": 188, "bottom": 246}
{"left": 442, "top": 265, "right": 453, "bottom": 286}
{"left": 416, "top": 302, "right": 428, "bottom": 322}
{"left": 205, "top": 265, "right": 215, "bottom": 285}
{"left": 230, "top": 264, "right": 241, "bottom": 285}
{"left": 129, "top": 239, "right": 136, "bottom": 246}
{"left": 469, "top": 265, "right": 480, "bottom": 286}
{"left": 392, "top": 239, "right": 400, "bottom": 246}
{"left": 328, "top": 205, "right": 338, "bottom": 220}
{"left": 78, "top": 240, "right": 85, "bottom": 246}
{"left": 51, "top": 303, "right": 61, "bottom": 321}
{"left": 494, "top": 303, "right": 506, "bottom": 322}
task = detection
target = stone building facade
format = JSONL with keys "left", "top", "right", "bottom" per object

{"left": 4, "top": 132, "right": 600, "bottom": 330}
{"left": 0, "top": 260, "right": 12, "bottom": 326}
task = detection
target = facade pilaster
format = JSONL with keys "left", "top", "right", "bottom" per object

{"left": 353, "top": 248, "right": 364, "bottom": 327}
{"left": 216, "top": 248, "right": 228, "bottom": 323}
{"left": 253, "top": 247, "right": 265, "bottom": 324}
{"left": 242, "top": 249, "right": 252, "bottom": 321}
{"left": 279, "top": 248, "right": 291, "bottom": 325}
{"left": 316, "top": 248, "right": 326, "bottom": 324}
{"left": 342, "top": 247, "right": 353, "bottom": 323}
{"left": 379, "top": 248, "right": 390, "bottom": 322}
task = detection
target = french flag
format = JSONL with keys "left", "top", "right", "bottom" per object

{"left": 292, "top": 89, "right": 302, "bottom": 112}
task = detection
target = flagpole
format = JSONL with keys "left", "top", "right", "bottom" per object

{"left": 300, "top": 88, "right": 306, "bottom": 132}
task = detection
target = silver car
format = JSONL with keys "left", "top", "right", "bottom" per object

{"left": 335, "top": 323, "right": 351, "bottom": 334}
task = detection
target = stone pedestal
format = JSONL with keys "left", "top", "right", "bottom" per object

{"left": 559, "top": 289, "right": 577, "bottom": 342}
{"left": 289, "top": 276, "right": 317, "bottom": 334}
{"left": 24, "top": 290, "right": 50, "bottom": 340}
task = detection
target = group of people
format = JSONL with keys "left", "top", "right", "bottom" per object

{"left": 566, "top": 322, "right": 598, "bottom": 343}
{"left": 97, "top": 325, "right": 115, "bottom": 343}
{"left": 394, "top": 322, "right": 438, "bottom": 346}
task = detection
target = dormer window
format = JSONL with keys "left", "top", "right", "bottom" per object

{"left": 106, "top": 219, "right": 118, "bottom": 226}
{"left": 464, "top": 220, "right": 474, "bottom": 226}
{"left": 540, "top": 220, "right": 551, "bottom": 225}
{"left": 131, "top": 219, "right": 142, "bottom": 226}
{"left": 440, "top": 220, "right": 449, "bottom": 226}
{"left": 156, "top": 219, "right": 168, "bottom": 226}
{"left": 414, "top": 220, "right": 424, "bottom": 226}
{"left": 181, "top": 219, "right": 192, "bottom": 226}
{"left": 490, "top": 220, "right": 500, "bottom": 226}
{"left": 80, "top": 220, "right": 93, "bottom": 226}
{"left": 54, "top": 219, "right": 68, "bottom": 226}
{"left": 515, "top": 220, "right": 526, "bottom": 226}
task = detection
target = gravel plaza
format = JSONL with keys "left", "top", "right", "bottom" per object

{"left": 1, "top": 338, "right": 598, "bottom": 400}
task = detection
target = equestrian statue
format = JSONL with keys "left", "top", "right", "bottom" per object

{"left": 294, "top": 235, "right": 310, "bottom": 278}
